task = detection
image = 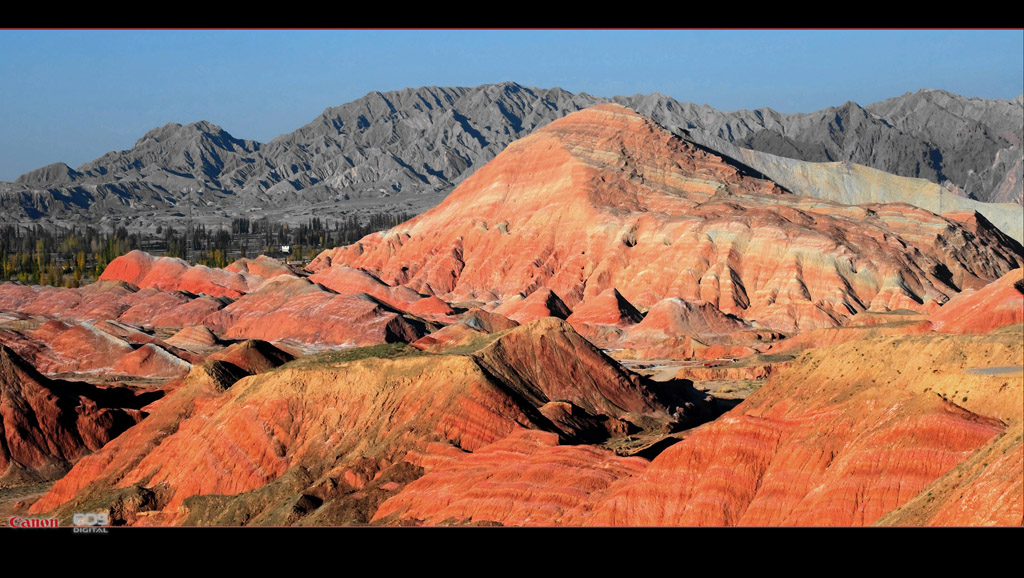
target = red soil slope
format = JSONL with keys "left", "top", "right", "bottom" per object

{"left": 372, "top": 429, "right": 648, "bottom": 526}
{"left": 0, "top": 346, "right": 160, "bottom": 484}
{"left": 930, "top": 268, "right": 1024, "bottom": 334}
{"left": 100, "top": 250, "right": 252, "bottom": 299}
{"left": 565, "top": 328, "right": 1022, "bottom": 526}
{"left": 203, "top": 277, "right": 424, "bottom": 347}
{"left": 617, "top": 297, "right": 763, "bottom": 359}
{"left": 876, "top": 420, "right": 1023, "bottom": 526}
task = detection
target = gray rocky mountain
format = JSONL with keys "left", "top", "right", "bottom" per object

{"left": 678, "top": 129, "right": 1024, "bottom": 243}
{"left": 865, "top": 90, "right": 1023, "bottom": 204}
{"left": 2, "top": 82, "right": 1020, "bottom": 234}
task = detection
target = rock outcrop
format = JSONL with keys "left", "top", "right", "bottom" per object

{"left": 0, "top": 346, "right": 160, "bottom": 485}
{"left": 0, "top": 319, "right": 193, "bottom": 380}
{"left": 5, "top": 94, "right": 1021, "bottom": 529}
{"left": 204, "top": 277, "right": 424, "bottom": 348}
{"left": 372, "top": 323, "right": 1023, "bottom": 527}
{"left": 100, "top": 250, "right": 260, "bottom": 299}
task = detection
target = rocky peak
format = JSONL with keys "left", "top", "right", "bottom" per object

{"left": 14, "top": 162, "right": 82, "bottom": 188}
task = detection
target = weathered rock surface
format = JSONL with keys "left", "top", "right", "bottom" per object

{"left": 864, "top": 89, "right": 1023, "bottom": 205}
{"left": 307, "top": 265, "right": 421, "bottom": 309}
{"left": 0, "top": 249, "right": 439, "bottom": 380}
{"left": 691, "top": 133, "right": 1024, "bottom": 243}
{"left": 562, "top": 328, "right": 1022, "bottom": 526}
{"left": 410, "top": 323, "right": 489, "bottom": 353}
{"left": 876, "top": 420, "right": 1023, "bottom": 526}
{"left": 411, "top": 308, "right": 519, "bottom": 353}
{"left": 672, "top": 360, "right": 784, "bottom": 382}
{"left": 0, "top": 346, "right": 160, "bottom": 485}
{"left": 165, "top": 325, "right": 220, "bottom": 351}
{"left": 0, "top": 279, "right": 234, "bottom": 332}
{"left": 28, "top": 320, "right": 136, "bottom": 374}
{"left": 34, "top": 354, "right": 540, "bottom": 521}
{"left": 204, "top": 277, "right": 424, "bottom": 347}
{"left": 27, "top": 359, "right": 252, "bottom": 518}
{"left": 493, "top": 288, "right": 572, "bottom": 324}
{"left": 473, "top": 318, "right": 669, "bottom": 421}
{"left": 462, "top": 308, "right": 519, "bottom": 333}
{"left": 5, "top": 90, "right": 1021, "bottom": 528}
{"left": 116, "top": 290, "right": 200, "bottom": 328}
{"left": 29, "top": 319, "right": 685, "bottom": 525}
{"left": 225, "top": 256, "right": 297, "bottom": 281}
{"left": 567, "top": 288, "right": 642, "bottom": 325}
{"left": 99, "top": 250, "right": 255, "bottom": 299}
{"left": 0, "top": 318, "right": 192, "bottom": 380}
{"left": 563, "top": 287, "right": 642, "bottom": 347}
{"left": 0, "top": 280, "right": 140, "bottom": 323}
{"left": 374, "top": 325, "right": 1022, "bottom": 527}
{"left": 617, "top": 297, "right": 762, "bottom": 359}
{"left": 207, "top": 340, "right": 294, "bottom": 375}
{"left": 110, "top": 344, "right": 192, "bottom": 379}
{"left": 372, "top": 429, "right": 648, "bottom": 526}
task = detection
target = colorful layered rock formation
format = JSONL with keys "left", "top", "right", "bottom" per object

{"left": 564, "top": 327, "right": 1023, "bottom": 526}
{"left": 310, "top": 104, "right": 1022, "bottom": 334}
{"left": 0, "top": 319, "right": 193, "bottom": 379}
{"left": 100, "top": 251, "right": 252, "bottom": 299}
{"left": 876, "top": 420, "right": 1023, "bottom": 526}
{"left": 6, "top": 104, "right": 1023, "bottom": 528}
{"left": 369, "top": 325, "right": 1021, "bottom": 527}
{"left": 0, "top": 345, "right": 162, "bottom": 485}
{"left": 372, "top": 429, "right": 648, "bottom": 526}
{"left": 203, "top": 277, "right": 425, "bottom": 347}
{"left": 29, "top": 320, "right": 685, "bottom": 525}
{"left": 616, "top": 297, "right": 764, "bottom": 359}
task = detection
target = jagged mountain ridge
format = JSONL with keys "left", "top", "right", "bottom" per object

{"left": 2, "top": 83, "right": 1020, "bottom": 230}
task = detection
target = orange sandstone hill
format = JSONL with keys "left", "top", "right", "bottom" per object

{"left": 563, "top": 327, "right": 1023, "bottom": 526}
{"left": 876, "top": 419, "right": 1023, "bottom": 526}
{"left": 371, "top": 325, "right": 1022, "bottom": 526}
{"left": 26, "top": 343, "right": 292, "bottom": 522}
{"left": 0, "top": 318, "right": 196, "bottom": 380}
{"left": 28, "top": 319, "right": 694, "bottom": 525}
{"left": 310, "top": 104, "right": 1022, "bottom": 334}
{"left": 99, "top": 250, "right": 292, "bottom": 299}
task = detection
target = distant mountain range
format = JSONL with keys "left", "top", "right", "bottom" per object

{"left": 2, "top": 82, "right": 1020, "bottom": 234}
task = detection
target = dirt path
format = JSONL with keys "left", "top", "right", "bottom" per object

{"left": 964, "top": 365, "right": 1024, "bottom": 376}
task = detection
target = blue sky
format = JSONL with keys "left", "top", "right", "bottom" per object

{"left": 1, "top": 29, "right": 1021, "bottom": 182}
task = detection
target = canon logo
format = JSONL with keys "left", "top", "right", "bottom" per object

{"left": 7, "top": 516, "right": 60, "bottom": 528}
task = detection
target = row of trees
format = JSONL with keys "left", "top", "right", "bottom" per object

{"left": 1, "top": 211, "right": 414, "bottom": 288}
{"left": 223, "top": 213, "right": 414, "bottom": 249}
{"left": 0, "top": 224, "right": 143, "bottom": 287}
